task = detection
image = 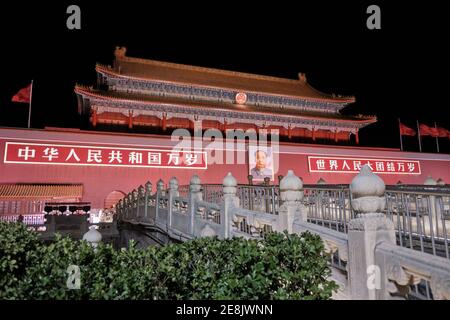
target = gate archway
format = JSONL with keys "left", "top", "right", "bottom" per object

{"left": 104, "top": 190, "right": 126, "bottom": 209}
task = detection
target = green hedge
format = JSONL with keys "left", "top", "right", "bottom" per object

{"left": 0, "top": 221, "right": 337, "bottom": 299}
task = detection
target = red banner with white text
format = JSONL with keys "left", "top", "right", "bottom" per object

{"left": 4, "top": 142, "right": 207, "bottom": 169}
{"left": 308, "top": 156, "right": 421, "bottom": 174}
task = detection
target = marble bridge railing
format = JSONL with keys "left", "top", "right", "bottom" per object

{"left": 115, "top": 166, "right": 450, "bottom": 300}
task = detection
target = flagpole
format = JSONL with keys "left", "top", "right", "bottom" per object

{"left": 398, "top": 118, "right": 403, "bottom": 151}
{"left": 435, "top": 122, "right": 440, "bottom": 153}
{"left": 416, "top": 120, "right": 422, "bottom": 152}
{"left": 27, "top": 80, "right": 33, "bottom": 128}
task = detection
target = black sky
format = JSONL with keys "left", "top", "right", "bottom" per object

{"left": 0, "top": 1, "right": 448, "bottom": 153}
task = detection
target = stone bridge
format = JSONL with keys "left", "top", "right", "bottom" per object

{"left": 115, "top": 165, "right": 450, "bottom": 300}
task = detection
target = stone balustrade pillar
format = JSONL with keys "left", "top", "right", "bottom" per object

{"left": 347, "top": 165, "right": 396, "bottom": 300}
{"left": 132, "top": 189, "right": 138, "bottom": 220}
{"left": 157, "top": 179, "right": 165, "bottom": 196}
{"left": 116, "top": 199, "right": 123, "bottom": 221}
{"left": 168, "top": 177, "right": 179, "bottom": 228}
{"left": 424, "top": 176, "right": 440, "bottom": 236}
{"left": 189, "top": 175, "right": 202, "bottom": 234}
{"left": 278, "top": 170, "right": 304, "bottom": 233}
{"left": 137, "top": 185, "right": 144, "bottom": 219}
{"left": 223, "top": 172, "right": 239, "bottom": 238}
{"left": 127, "top": 192, "right": 133, "bottom": 220}
{"left": 123, "top": 197, "right": 128, "bottom": 220}
{"left": 169, "top": 177, "right": 179, "bottom": 197}
{"left": 144, "top": 181, "right": 152, "bottom": 219}
{"left": 155, "top": 179, "right": 164, "bottom": 221}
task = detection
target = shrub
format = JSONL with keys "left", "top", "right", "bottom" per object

{"left": 0, "top": 222, "right": 40, "bottom": 299}
{"left": 0, "top": 221, "right": 337, "bottom": 299}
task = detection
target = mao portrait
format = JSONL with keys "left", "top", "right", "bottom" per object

{"left": 248, "top": 146, "right": 274, "bottom": 181}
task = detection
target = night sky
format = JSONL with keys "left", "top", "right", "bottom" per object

{"left": 0, "top": 1, "right": 448, "bottom": 153}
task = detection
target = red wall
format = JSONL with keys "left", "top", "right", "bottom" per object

{"left": 1, "top": 127, "right": 449, "bottom": 209}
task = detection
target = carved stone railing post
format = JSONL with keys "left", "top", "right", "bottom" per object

{"left": 116, "top": 199, "right": 122, "bottom": 220}
{"left": 156, "top": 179, "right": 164, "bottom": 221}
{"left": 424, "top": 176, "right": 440, "bottom": 236}
{"left": 127, "top": 192, "right": 133, "bottom": 220}
{"left": 157, "top": 179, "right": 165, "bottom": 196}
{"left": 347, "top": 165, "right": 396, "bottom": 300}
{"left": 278, "top": 170, "right": 304, "bottom": 233}
{"left": 144, "top": 181, "right": 152, "bottom": 219}
{"left": 223, "top": 172, "right": 239, "bottom": 238}
{"left": 137, "top": 185, "right": 144, "bottom": 220}
{"left": 132, "top": 189, "right": 138, "bottom": 220}
{"left": 189, "top": 175, "right": 202, "bottom": 234}
{"left": 168, "top": 177, "right": 179, "bottom": 229}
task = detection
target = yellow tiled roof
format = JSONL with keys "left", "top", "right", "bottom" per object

{"left": 106, "top": 47, "right": 355, "bottom": 103}
{"left": 0, "top": 184, "right": 83, "bottom": 200}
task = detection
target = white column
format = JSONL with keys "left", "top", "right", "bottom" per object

{"left": 222, "top": 172, "right": 239, "bottom": 238}
{"left": 144, "top": 181, "right": 152, "bottom": 220}
{"left": 347, "top": 165, "right": 396, "bottom": 300}
{"left": 189, "top": 175, "right": 202, "bottom": 235}
{"left": 168, "top": 177, "right": 179, "bottom": 229}
{"left": 278, "top": 170, "right": 304, "bottom": 233}
{"left": 156, "top": 179, "right": 164, "bottom": 221}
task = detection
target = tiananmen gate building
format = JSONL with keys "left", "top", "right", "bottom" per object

{"left": 1, "top": 47, "right": 449, "bottom": 216}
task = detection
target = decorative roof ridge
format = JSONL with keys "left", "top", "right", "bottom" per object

{"left": 304, "top": 81, "right": 355, "bottom": 102}
{"left": 96, "top": 63, "right": 112, "bottom": 70}
{"left": 75, "top": 86, "right": 154, "bottom": 104}
{"left": 114, "top": 48, "right": 300, "bottom": 85}
{"left": 356, "top": 113, "right": 377, "bottom": 119}
{"left": 75, "top": 83, "right": 93, "bottom": 90}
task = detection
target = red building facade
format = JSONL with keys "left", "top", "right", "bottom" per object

{"left": 1, "top": 127, "right": 449, "bottom": 211}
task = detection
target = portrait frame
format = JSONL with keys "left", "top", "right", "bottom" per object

{"left": 248, "top": 146, "right": 274, "bottom": 181}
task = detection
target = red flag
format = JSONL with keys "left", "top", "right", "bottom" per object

{"left": 399, "top": 123, "right": 416, "bottom": 136}
{"left": 439, "top": 129, "right": 450, "bottom": 139}
{"left": 11, "top": 84, "right": 32, "bottom": 103}
{"left": 436, "top": 127, "right": 450, "bottom": 138}
{"left": 419, "top": 123, "right": 439, "bottom": 137}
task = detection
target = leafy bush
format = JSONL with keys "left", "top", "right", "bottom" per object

{"left": 0, "top": 222, "right": 39, "bottom": 299}
{"left": 0, "top": 221, "right": 337, "bottom": 299}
